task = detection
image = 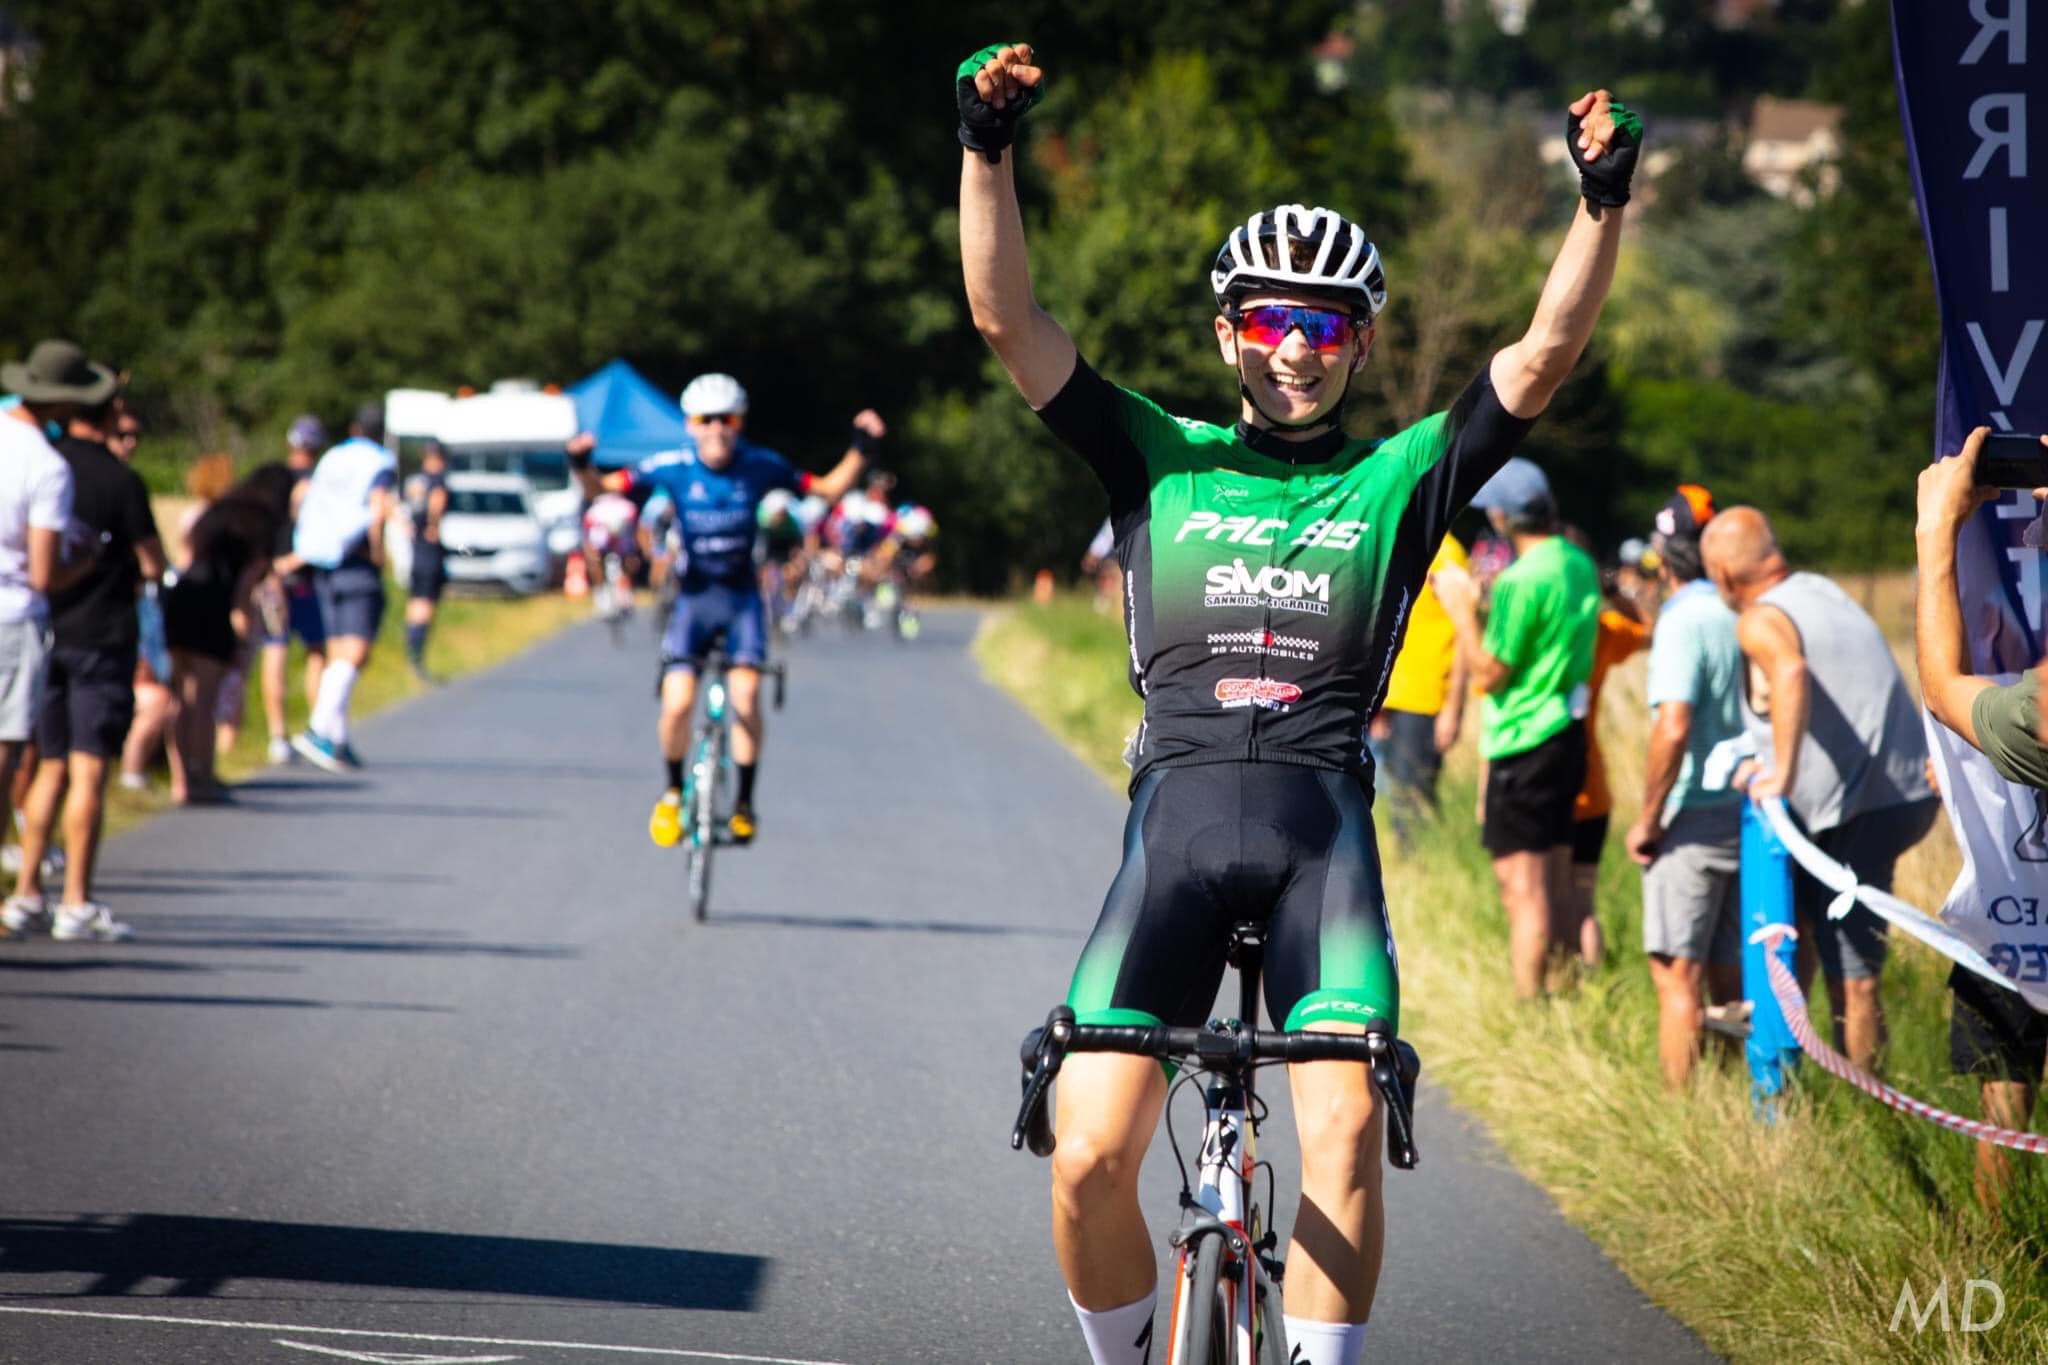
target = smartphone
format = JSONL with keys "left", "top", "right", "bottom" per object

{"left": 1976, "top": 432, "right": 2048, "bottom": 489}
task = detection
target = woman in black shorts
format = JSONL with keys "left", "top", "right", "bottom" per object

{"left": 161, "top": 465, "right": 293, "bottom": 804}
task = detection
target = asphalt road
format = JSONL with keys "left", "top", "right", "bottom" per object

{"left": 0, "top": 608, "right": 1716, "bottom": 1364}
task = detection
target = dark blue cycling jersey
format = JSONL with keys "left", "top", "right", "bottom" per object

{"left": 625, "top": 440, "right": 808, "bottom": 590}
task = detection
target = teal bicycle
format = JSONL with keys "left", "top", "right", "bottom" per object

{"left": 680, "top": 648, "right": 785, "bottom": 922}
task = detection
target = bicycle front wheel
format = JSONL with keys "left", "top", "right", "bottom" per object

{"left": 1176, "top": 1231, "right": 1228, "bottom": 1365}
{"left": 687, "top": 734, "right": 723, "bottom": 923}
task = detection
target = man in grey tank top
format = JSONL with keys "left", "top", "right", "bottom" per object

{"left": 1702, "top": 508, "right": 1939, "bottom": 1071}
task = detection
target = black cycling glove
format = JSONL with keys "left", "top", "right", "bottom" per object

{"left": 1566, "top": 99, "right": 1643, "bottom": 216}
{"left": 957, "top": 43, "right": 1043, "bottom": 164}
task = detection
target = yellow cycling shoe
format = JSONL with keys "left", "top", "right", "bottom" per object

{"left": 649, "top": 788, "right": 684, "bottom": 848}
{"left": 727, "top": 804, "right": 756, "bottom": 845}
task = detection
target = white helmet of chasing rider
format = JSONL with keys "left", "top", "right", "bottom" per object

{"left": 680, "top": 372, "right": 750, "bottom": 418}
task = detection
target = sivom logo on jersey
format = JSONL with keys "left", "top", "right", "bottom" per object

{"left": 1204, "top": 560, "right": 1331, "bottom": 615}
{"left": 1215, "top": 677, "right": 1304, "bottom": 712}
{"left": 1207, "top": 629, "right": 1318, "bottom": 661}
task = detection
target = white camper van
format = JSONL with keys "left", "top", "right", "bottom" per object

{"left": 385, "top": 380, "right": 584, "bottom": 561}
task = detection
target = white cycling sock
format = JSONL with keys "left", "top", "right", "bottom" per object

{"left": 1283, "top": 1316, "right": 1368, "bottom": 1365}
{"left": 1071, "top": 1289, "right": 1158, "bottom": 1365}
{"left": 310, "top": 659, "right": 359, "bottom": 743}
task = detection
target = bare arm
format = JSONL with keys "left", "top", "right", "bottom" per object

{"left": 367, "top": 486, "right": 392, "bottom": 569}
{"left": 1435, "top": 650, "right": 1469, "bottom": 753}
{"left": 1914, "top": 519, "right": 1991, "bottom": 740}
{"left": 808, "top": 410, "right": 881, "bottom": 503}
{"left": 959, "top": 48, "right": 1076, "bottom": 407}
{"left": 1488, "top": 93, "right": 1630, "bottom": 419}
{"left": 136, "top": 536, "right": 167, "bottom": 583}
{"left": 424, "top": 484, "right": 449, "bottom": 543}
{"left": 1433, "top": 562, "right": 1510, "bottom": 693}
{"left": 25, "top": 526, "right": 58, "bottom": 595}
{"left": 1914, "top": 428, "right": 2004, "bottom": 743}
{"left": 1625, "top": 701, "right": 1693, "bottom": 865}
{"left": 1736, "top": 604, "right": 1809, "bottom": 801}
{"left": 567, "top": 433, "right": 631, "bottom": 499}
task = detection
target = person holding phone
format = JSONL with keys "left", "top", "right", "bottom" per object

{"left": 1914, "top": 425, "right": 2048, "bottom": 1216}
{"left": 1913, "top": 425, "right": 2048, "bottom": 789}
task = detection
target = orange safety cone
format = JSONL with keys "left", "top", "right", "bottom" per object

{"left": 1033, "top": 568, "right": 1055, "bottom": 605}
{"left": 564, "top": 552, "right": 589, "bottom": 597}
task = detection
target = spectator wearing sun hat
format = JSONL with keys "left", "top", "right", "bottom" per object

{"left": 0, "top": 342, "right": 91, "bottom": 938}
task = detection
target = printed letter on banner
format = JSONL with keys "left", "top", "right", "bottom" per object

{"left": 1894, "top": 1, "right": 2048, "bottom": 1011}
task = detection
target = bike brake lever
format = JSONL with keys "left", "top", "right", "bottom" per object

{"left": 1012, "top": 1008, "right": 1074, "bottom": 1156}
{"left": 1372, "top": 1053, "right": 1419, "bottom": 1171}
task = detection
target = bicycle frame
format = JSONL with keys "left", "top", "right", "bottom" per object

{"left": 1164, "top": 927, "right": 1277, "bottom": 1365}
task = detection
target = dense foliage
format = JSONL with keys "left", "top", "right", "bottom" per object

{"left": 1, "top": 1, "right": 1936, "bottom": 583}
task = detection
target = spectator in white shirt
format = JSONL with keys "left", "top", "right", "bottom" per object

{"left": 0, "top": 341, "right": 91, "bottom": 939}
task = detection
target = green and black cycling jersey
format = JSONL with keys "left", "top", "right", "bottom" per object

{"left": 1035, "top": 356, "right": 1534, "bottom": 792}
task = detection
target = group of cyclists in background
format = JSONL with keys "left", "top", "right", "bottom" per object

{"left": 574, "top": 434, "right": 939, "bottom": 646}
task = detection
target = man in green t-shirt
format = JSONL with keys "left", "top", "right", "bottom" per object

{"left": 1435, "top": 458, "right": 1601, "bottom": 1000}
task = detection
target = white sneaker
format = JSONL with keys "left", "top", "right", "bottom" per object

{"left": 52, "top": 903, "right": 134, "bottom": 942}
{"left": 118, "top": 771, "right": 150, "bottom": 791}
{"left": 268, "top": 736, "right": 293, "bottom": 764}
{"left": 1, "top": 894, "right": 47, "bottom": 936}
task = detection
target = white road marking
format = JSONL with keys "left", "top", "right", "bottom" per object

{"left": 277, "top": 1343, "right": 523, "bottom": 1364}
{"left": 0, "top": 1307, "right": 858, "bottom": 1364}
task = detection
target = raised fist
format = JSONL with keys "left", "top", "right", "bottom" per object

{"left": 958, "top": 43, "right": 1045, "bottom": 162}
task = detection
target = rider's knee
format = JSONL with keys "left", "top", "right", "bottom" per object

{"left": 1050, "top": 1124, "right": 1142, "bottom": 1212}
{"left": 1295, "top": 1081, "right": 1384, "bottom": 1187}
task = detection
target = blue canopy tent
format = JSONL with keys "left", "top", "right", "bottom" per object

{"left": 568, "top": 359, "right": 687, "bottom": 469}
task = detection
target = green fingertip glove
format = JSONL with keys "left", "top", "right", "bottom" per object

{"left": 957, "top": 43, "right": 1043, "bottom": 163}
{"left": 1566, "top": 99, "right": 1644, "bottom": 214}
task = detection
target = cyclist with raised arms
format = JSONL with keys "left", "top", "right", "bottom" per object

{"left": 957, "top": 42, "right": 1639, "bottom": 1365}
{"left": 569, "top": 373, "right": 877, "bottom": 846}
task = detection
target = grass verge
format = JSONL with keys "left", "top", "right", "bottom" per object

{"left": 975, "top": 593, "right": 2048, "bottom": 1364}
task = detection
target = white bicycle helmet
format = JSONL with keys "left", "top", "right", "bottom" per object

{"left": 680, "top": 372, "right": 749, "bottom": 418}
{"left": 1211, "top": 204, "right": 1387, "bottom": 320}
{"left": 757, "top": 487, "right": 797, "bottom": 527}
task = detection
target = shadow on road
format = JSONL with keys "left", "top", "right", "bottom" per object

{"left": 113, "top": 869, "right": 454, "bottom": 887}
{"left": 367, "top": 757, "right": 646, "bottom": 781}
{"left": 711, "top": 910, "right": 1084, "bottom": 941}
{"left": 0, "top": 1214, "right": 767, "bottom": 1309}
{"left": 212, "top": 800, "right": 548, "bottom": 820}
{"left": 109, "top": 913, "right": 580, "bottom": 961}
{"left": 0, "top": 990, "right": 452, "bottom": 1013}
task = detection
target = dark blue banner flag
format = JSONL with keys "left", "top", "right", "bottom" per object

{"left": 1894, "top": 2, "right": 2048, "bottom": 1006}
{"left": 1894, "top": 0, "right": 2044, "bottom": 668}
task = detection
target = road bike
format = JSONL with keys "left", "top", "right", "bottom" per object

{"left": 592, "top": 550, "right": 631, "bottom": 645}
{"left": 1013, "top": 922, "right": 1420, "bottom": 1364}
{"left": 679, "top": 647, "right": 785, "bottom": 923}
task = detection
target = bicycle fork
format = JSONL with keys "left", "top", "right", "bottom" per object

{"left": 1167, "top": 1080, "right": 1273, "bottom": 1364}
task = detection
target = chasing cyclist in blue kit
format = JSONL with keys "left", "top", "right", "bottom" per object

{"left": 570, "top": 373, "right": 877, "bottom": 846}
